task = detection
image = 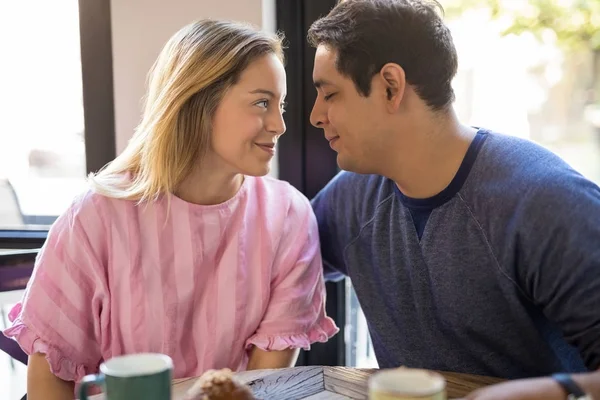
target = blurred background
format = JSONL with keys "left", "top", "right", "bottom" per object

{"left": 2, "top": 0, "right": 599, "bottom": 229}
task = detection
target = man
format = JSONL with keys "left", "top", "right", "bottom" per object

{"left": 308, "top": 0, "right": 600, "bottom": 398}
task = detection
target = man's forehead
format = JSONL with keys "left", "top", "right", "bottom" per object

{"left": 313, "top": 45, "right": 340, "bottom": 86}
{"left": 316, "top": 43, "right": 336, "bottom": 57}
{"left": 314, "top": 45, "right": 337, "bottom": 67}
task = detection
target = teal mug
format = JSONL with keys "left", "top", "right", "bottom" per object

{"left": 79, "top": 353, "right": 173, "bottom": 400}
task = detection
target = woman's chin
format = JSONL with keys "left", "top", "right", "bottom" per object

{"left": 240, "top": 162, "right": 272, "bottom": 177}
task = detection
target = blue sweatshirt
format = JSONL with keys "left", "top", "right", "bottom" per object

{"left": 312, "top": 129, "right": 600, "bottom": 378}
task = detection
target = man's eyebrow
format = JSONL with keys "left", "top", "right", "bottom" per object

{"left": 314, "top": 79, "right": 334, "bottom": 89}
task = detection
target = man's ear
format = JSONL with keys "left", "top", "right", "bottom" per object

{"left": 379, "top": 63, "right": 406, "bottom": 112}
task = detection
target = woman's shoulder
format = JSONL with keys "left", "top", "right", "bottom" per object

{"left": 57, "top": 180, "right": 142, "bottom": 236}
{"left": 69, "top": 185, "right": 132, "bottom": 217}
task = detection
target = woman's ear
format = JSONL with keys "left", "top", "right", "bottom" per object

{"left": 379, "top": 63, "right": 406, "bottom": 112}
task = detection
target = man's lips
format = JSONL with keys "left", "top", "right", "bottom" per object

{"left": 326, "top": 135, "right": 340, "bottom": 149}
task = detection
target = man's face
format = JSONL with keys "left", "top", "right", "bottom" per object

{"left": 310, "top": 45, "right": 390, "bottom": 174}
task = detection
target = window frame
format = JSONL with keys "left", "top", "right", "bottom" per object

{"left": 276, "top": 0, "right": 346, "bottom": 367}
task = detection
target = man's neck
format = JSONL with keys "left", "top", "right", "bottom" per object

{"left": 383, "top": 112, "right": 477, "bottom": 199}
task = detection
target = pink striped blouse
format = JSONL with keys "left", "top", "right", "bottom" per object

{"left": 3, "top": 175, "right": 338, "bottom": 383}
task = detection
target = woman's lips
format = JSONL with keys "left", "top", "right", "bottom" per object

{"left": 256, "top": 143, "right": 276, "bottom": 155}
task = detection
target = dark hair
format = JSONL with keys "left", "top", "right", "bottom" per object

{"left": 308, "top": 0, "right": 458, "bottom": 111}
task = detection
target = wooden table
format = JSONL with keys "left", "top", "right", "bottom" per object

{"left": 171, "top": 366, "right": 503, "bottom": 400}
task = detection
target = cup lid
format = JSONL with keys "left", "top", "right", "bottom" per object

{"left": 100, "top": 353, "right": 173, "bottom": 378}
{"left": 369, "top": 368, "right": 446, "bottom": 396}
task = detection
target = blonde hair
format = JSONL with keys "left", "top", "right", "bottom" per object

{"left": 88, "top": 19, "right": 284, "bottom": 202}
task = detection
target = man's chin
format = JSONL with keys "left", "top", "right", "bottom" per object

{"left": 336, "top": 154, "right": 376, "bottom": 175}
{"left": 336, "top": 153, "right": 356, "bottom": 173}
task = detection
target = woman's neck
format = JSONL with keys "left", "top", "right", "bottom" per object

{"left": 174, "top": 162, "right": 244, "bottom": 206}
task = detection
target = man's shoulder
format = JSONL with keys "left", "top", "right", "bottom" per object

{"left": 313, "top": 171, "right": 395, "bottom": 212}
{"left": 311, "top": 171, "right": 397, "bottom": 279}
{"left": 311, "top": 171, "right": 396, "bottom": 239}
{"left": 477, "top": 131, "right": 575, "bottom": 180}
{"left": 466, "top": 130, "right": 600, "bottom": 222}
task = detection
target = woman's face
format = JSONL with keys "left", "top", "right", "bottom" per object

{"left": 209, "top": 53, "right": 287, "bottom": 177}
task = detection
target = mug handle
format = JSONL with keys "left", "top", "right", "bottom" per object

{"left": 78, "top": 373, "right": 105, "bottom": 400}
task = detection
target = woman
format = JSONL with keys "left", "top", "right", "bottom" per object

{"left": 4, "top": 19, "right": 338, "bottom": 399}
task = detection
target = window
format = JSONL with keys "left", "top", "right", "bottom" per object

{"left": 345, "top": 279, "right": 378, "bottom": 368}
{"left": 1, "top": 2, "right": 115, "bottom": 395}
{"left": 0, "top": 0, "right": 116, "bottom": 246}
{"left": 0, "top": 1, "right": 86, "bottom": 229}
{"left": 446, "top": 2, "right": 600, "bottom": 184}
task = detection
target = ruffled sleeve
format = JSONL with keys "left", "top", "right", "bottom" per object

{"left": 4, "top": 305, "right": 94, "bottom": 382}
{"left": 2, "top": 193, "right": 108, "bottom": 383}
{"left": 245, "top": 189, "right": 339, "bottom": 351}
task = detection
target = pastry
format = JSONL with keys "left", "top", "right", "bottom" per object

{"left": 183, "top": 368, "right": 256, "bottom": 400}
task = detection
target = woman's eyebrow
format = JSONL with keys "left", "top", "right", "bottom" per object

{"left": 248, "top": 88, "right": 276, "bottom": 97}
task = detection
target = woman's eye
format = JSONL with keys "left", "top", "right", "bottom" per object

{"left": 256, "top": 100, "right": 268, "bottom": 108}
